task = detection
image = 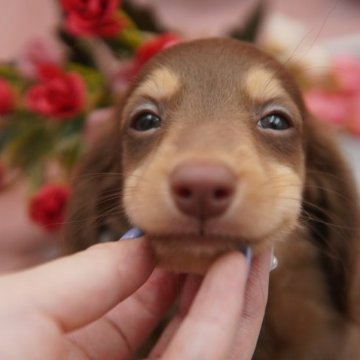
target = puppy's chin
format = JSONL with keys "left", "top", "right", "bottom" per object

{"left": 148, "top": 236, "right": 245, "bottom": 274}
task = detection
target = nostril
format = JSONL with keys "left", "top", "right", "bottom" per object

{"left": 175, "top": 186, "right": 193, "bottom": 199}
{"left": 214, "top": 187, "right": 232, "bottom": 199}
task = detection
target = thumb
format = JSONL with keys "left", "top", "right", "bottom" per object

{"left": 0, "top": 237, "right": 154, "bottom": 332}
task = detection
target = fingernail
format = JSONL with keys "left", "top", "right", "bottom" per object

{"left": 120, "top": 228, "right": 144, "bottom": 240}
{"left": 237, "top": 246, "right": 252, "bottom": 269}
{"left": 270, "top": 255, "right": 278, "bottom": 272}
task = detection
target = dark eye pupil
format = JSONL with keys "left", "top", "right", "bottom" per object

{"left": 131, "top": 112, "right": 161, "bottom": 131}
{"left": 258, "top": 114, "right": 290, "bottom": 130}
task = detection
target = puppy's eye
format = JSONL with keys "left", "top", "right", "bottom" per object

{"left": 131, "top": 112, "right": 161, "bottom": 132}
{"left": 257, "top": 114, "right": 290, "bottom": 131}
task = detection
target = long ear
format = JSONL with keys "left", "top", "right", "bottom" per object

{"left": 302, "top": 117, "right": 360, "bottom": 320}
{"left": 63, "top": 124, "right": 129, "bottom": 253}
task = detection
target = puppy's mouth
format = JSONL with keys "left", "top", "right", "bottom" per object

{"left": 142, "top": 216, "right": 292, "bottom": 273}
{"left": 146, "top": 230, "right": 252, "bottom": 274}
{"left": 148, "top": 232, "right": 251, "bottom": 248}
{"left": 144, "top": 216, "right": 285, "bottom": 247}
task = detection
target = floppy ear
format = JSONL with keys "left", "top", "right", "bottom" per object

{"left": 302, "top": 116, "right": 360, "bottom": 320}
{"left": 63, "top": 123, "right": 129, "bottom": 253}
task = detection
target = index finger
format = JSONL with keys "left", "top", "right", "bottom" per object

{"left": 0, "top": 238, "right": 154, "bottom": 332}
{"left": 162, "top": 251, "right": 249, "bottom": 360}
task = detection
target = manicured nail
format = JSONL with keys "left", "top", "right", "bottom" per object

{"left": 120, "top": 228, "right": 144, "bottom": 240}
{"left": 270, "top": 254, "right": 278, "bottom": 272}
{"left": 244, "top": 246, "right": 252, "bottom": 269}
{"left": 237, "top": 245, "right": 252, "bottom": 269}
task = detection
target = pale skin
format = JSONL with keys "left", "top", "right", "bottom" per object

{"left": 0, "top": 237, "right": 271, "bottom": 360}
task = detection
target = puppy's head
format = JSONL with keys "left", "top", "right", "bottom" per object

{"left": 119, "top": 38, "right": 306, "bottom": 272}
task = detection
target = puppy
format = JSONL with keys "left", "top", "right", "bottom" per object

{"left": 65, "top": 38, "right": 360, "bottom": 359}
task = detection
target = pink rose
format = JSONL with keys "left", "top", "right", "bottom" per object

{"left": 26, "top": 64, "right": 85, "bottom": 120}
{"left": 347, "top": 93, "right": 360, "bottom": 136}
{"left": 61, "top": 0, "right": 123, "bottom": 37}
{"left": 0, "top": 78, "right": 14, "bottom": 115}
{"left": 304, "top": 90, "right": 349, "bottom": 126}
{"left": 333, "top": 55, "right": 360, "bottom": 94}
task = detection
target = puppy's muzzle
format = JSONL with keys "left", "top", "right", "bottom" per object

{"left": 170, "top": 161, "right": 236, "bottom": 219}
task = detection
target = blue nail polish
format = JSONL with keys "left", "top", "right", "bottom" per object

{"left": 244, "top": 246, "right": 252, "bottom": 269}
{"left": 237, "top": 245, "right": 252, "bottom": 269}
{"left": 120, "top": 228, "right": 144, "bottom": 240}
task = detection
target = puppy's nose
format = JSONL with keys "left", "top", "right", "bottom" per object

{"left": 170, "top": 162, "right": 236, "bottom": 219}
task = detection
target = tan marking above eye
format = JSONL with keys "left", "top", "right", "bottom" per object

{"left": 133, "top": 67, "right": 180, "bottom": 100}
{"left": 122, "top": 67, "right": 180, "bottom": 129}
{"left": 244, "top": 67, "right": 287, "bottom": 102}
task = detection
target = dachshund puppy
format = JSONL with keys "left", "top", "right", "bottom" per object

{"left": 65, "top": 38, "right": 360, "bottom": 359}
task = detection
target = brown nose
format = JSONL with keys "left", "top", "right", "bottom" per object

{"left": 170, "top": 162, "right": 236, "bottom": 219}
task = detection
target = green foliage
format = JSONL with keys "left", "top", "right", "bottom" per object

{"left": 1, "top": 113, "right": 53, "bottom": 170}
{"left": 55, "top": 133, "right": 83, "bottom": 174}
{"left": 67, "top": 63, "right": 106, "bottom": 108}
{"left": 0, "top": 65, "right": 29, "bottom": 99}
{"left": 0, "top": 112, "right": 85, "bottom": 186}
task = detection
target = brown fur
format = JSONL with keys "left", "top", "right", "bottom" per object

{"left": 64, "top": 38, "right": 360, "bottom": 359}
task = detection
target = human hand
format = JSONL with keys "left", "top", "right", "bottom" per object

{"left": 0, "top": 233, "right": 271, "bottom": 359}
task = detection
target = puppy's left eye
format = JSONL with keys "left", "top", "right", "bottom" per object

{"left": 257, "top": 114, "right": 290, "bottom": 131}
{"left": 131, "top": 112, "right": 161, "bottom": 132}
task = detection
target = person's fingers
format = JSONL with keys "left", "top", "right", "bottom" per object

{"left": 229, "top": 249, "right": 272, "bottom": 360}
{"left": 161, "top": 251, "right": 248, "bottom": 360}
{"left": 67, "top": 269, "right": 181, "bottom": 360}
{"left": 0, "top": 238, "right": 155, "bottom": 332}
{"left": 149, "top": 274, "right": 203, "bottom": 358}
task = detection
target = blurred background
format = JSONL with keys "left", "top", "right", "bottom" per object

{"left": 1, "top": 0, "right": 360, "bottom": 59}
{"left": 0, "top": 0, "right": 359, "bottom": 272}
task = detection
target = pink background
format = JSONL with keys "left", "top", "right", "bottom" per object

{"left": 1, "top": 0, "right": 360, "bottom": 60}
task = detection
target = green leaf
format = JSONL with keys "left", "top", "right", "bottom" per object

{"left": 105, "top": 27, "right": 143, "bottom": 57}
{"left": 67, "top": 63, "right": 106, "bottom": 109}
{"left": 54, "top": 133, "right": 83, "bottom": 174}
{"left": 0, "top": 65, "right": 30, "bottom": 103}
{"left": 2, "top": 114, "right": 54, "bottom": 171}
{"left": 53, "top": 117, "right": 85, "bottom": 175}
{"left": 229, "top": 0, "right": 267, "bottom": 43}
{"left": 27, "top": 161, "right": 46, "bottom": 193}
{"left": 0, "top": 65, "right": 22, "bottom": 84}
{"left": 55, "top": 116, "right": 85, "bottom": 139}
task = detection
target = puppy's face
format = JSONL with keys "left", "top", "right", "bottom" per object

{"left": 119, "top": 39, "right": 306, "bottom": 272}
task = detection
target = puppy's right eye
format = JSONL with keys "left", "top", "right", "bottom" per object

{"left": 131, "top": 112, "right": 161, "bottom": 132}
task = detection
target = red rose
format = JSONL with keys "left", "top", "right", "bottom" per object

{"left": 29, "top": 184, "right": 70, "bottom": 231}
{"left": 0, "top": 78, "right": 14, "bottom": 115}
{"left": 61, "top": 0, "right": 123, "bottom": 37}
{"left": 135, "top": 33, "right": 180, "bottom": 67}
{"left": 26, "top": 64, "right": 85, "bottom": 119}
